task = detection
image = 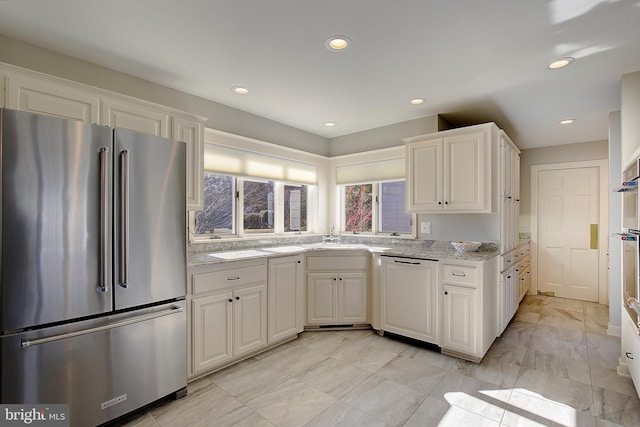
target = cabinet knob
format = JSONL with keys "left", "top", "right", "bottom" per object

{"left": 228, "top": 298, "right": 233, "bottom": 303}
{"left": 445, "top": 201, "right": 449, "bottom": 205}
{"left": 235, "top": 296, "right": 240, "bottom": 300}
{"left": 507, "top": 275, "right": 511, "bottom": 279}
{"left": 444, "top": 291, "right": 448, "bottom": 295}
{"left": 507, "top": 196, "right": 512, "bottom": 199}
{"left": 626, "top": 352, "right": 634, "bottom": 360}
{"left": 438, "top": 202, "right": 442, "bottom": 205}
{"left": 333, "top": 277, "right": 337, "bottom": 281}
{"left": 297, "top": 260, "right": 301, "bottom": 264}
{"left": 339, "top": 277, "right": 343, "bottom": 281}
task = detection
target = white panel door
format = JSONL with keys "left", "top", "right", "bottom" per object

{"left": 338, "top": 273, "right": 368, "bottom": 323}
{"left": 442, "top": 284, "right": 476, "bottom": 355}
{"left": 306, "top": 273, "right": 337, "bottom": 324}
{"left": 444, "top": 131, "right": 486, "bottom": 210}
{"left": 233, "top": 284, "right": 267, "bottom": 358}
{"left": 7, "top": 74, "right": 99, "bottom": 123}
{"left": 102, "top": 98, "right": 169, "bottom": 137}
{"left": 268, "top": 256, "right": 301, "bottom": 342}
{"left": 407, "top": 139, "right": 442, "bottom": 211}
{"left": 192, "top": 292, "right": 233, "bottom": 373}
{"left": 537, "top": 167, "right": 600, "bottom": 301}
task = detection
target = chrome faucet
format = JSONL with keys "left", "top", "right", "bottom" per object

{"left": 323, "top": 224, "right": 340, "bottom": 243}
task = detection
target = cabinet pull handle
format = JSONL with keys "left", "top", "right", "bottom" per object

{"left": 507, "top": 275, "right": 511, "bottom": 279}
{"left": 452, "top": 272, "right": 466, "bottom": 277}
{"left": 394, "top": 260, "right": 421, "bottom": 265}
{"left": 227, "top": 276, "right": 240, "bottom": 281}
{"left": 626, "top": 352, "right": 634, "bottom": 360}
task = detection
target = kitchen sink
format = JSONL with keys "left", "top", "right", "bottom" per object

{"left": 208, "top": 249, "right": 267, "bottom": 260}
{"left": 261, "top": 246, "right": 305, "bottom": 253}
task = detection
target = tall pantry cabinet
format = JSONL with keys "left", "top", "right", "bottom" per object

{"left": 405, "top": 123, "right": 522, "bottom": 336}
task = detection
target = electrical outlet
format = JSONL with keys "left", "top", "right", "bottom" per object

{"left": 421, "top": 222, "right": 432, "bottom": 233}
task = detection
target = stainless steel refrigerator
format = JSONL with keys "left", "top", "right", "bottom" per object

{"left": 0, "top": 109, "right": 188, "bottom": 426}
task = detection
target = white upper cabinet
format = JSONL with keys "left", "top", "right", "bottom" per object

{"left": 101, "top": 97, "right": 170, "bottom": 138}
{"left": 0, "top": 62, "right": 206, "bottom": 210}
{"left": 6, "top": 73, "right": 100, "bottom": 123}
{"left": 173, "top": 116, "right": 204, "bottom": 210}
{"left": 405, "top": 123, "right": 494, "bottom": 213}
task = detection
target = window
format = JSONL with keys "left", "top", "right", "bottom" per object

{"left": 344, "top": 184, "right": 373, "bottom": 233}
{"left": 341, "top": 180, "right": 414, "bottom": 236}
{"left": 284, "top": 184, "right": 307, "bottom": 232}
{"left": 192, "top": 173, "right": 311, "bottom": 239}
{"left": 195, "top": 173, "right": 235, "bottom": 236}
{"left": 243, "top": 180, "right": 275, "bottom": 233}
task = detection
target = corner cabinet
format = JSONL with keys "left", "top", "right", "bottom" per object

{"left": 440, "top": 258, "right": 498, "bottom": 362}
{"left": 305, "top": 251, "right": 369, "bottom": 326}
{"left": 268, "top": 255, "right": 304, "bottom": 343}
{"left": 405, "top": 123, "right": 496, "bottom": 213}
{"left": 0, "top": 62, "right": 205, "bottom": 210}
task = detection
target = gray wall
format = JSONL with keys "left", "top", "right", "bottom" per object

{"left": 519, "top": 140, "right": 609, "bottom": 234}
{"left": 0, "top": 34, "right": 332, "bottom": 156}
{"left": 329, "top": 115, "right": 441, "bottom": 156}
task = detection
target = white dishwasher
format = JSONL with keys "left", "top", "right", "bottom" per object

{"left": 379, "top": 256, "right": 439, "bottom": 345}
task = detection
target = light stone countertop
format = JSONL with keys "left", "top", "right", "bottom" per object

{"left": 188, "top": 241, "right": 499, "bottom": 267}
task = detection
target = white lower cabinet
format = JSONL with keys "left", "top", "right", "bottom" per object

{"left": 622, "top": 313, "right": 640, "bottom": 397}
{"left": 189, "top": 260, "right": 268, "bottom": 377}
{"left": 440, "top": 259, "right": 498, "bottom": 362}
{"left": 268, "top": 255, "right": 304, "bottom": 343}
{"left": 442, "top": 283, "right": 476, "bottom": 354}
{"left": 306, "top": 252, "right": 369, "bottom": 326}
{"left": 379, "top": 256, "right": 439, "bottom": 343}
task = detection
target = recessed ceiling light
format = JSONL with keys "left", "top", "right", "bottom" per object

{"left": 325, "top": 35, "right": 351, "bottom": 51}
{"left": 559, "top": 118, "right": 575, "bottom": 125}
{"left": 548, "top": 57, "right": 575, "bottom": 69}
{"left": 324, "top": 122, "right": 336, "bottom": 127}
{"left": 410, "top": 98, "right": 425, "bottom": 105}
{"left": 231, "top": 85, "right": 249, "bottom": 95}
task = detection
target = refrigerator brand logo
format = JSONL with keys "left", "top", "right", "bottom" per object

{"left": 1, "top": 405, "right": 68, "bottom": 426}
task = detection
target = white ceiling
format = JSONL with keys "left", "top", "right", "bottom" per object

{"left": 1, "top": 0, "right": 639, "bottom": 149}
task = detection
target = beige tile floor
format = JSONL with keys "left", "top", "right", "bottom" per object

{"left": 115, "top": 295, "right": 640, "bottom": 426}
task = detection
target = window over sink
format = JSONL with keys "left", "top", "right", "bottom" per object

{"left": 341, "top": 180, "right": 415, "bottom": 237}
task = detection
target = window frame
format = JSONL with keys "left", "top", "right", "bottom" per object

{"left": 340, "top": 180, "right": 416, "bottom": 238}
{"left": 190, "top": 174, "right": 314, "bottom": 241}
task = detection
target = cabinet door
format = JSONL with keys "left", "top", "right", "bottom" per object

{"left": 444, "top": 131, "right": 487, "bottom": 211}
{"left": 7, "top": 74, "right": 99, "bottom": 123}
{"left": 406, "top": 139, "right": 443, "bottom": 211}
{"left": 381, "top": 259, "right": 438, "bottom": 343}
{"left": 622, "top": 314, "right": 640, "bottom": 397}
{"left": 268, "top": 256, "right": 303, "bottom": 342}
{"left": 338, "top": 272, "right": 368, "bottom": 323}
{"left": 102, "top": 98, "right": 170, "bottom": 137}
{"left": 192, "top": 292, "right": 233, "bottom": 373}
{"left": 306, "top": 273, "right": 337, "bottom": 324}
{"left": 442, "top": 284, "right": 477, "bottom": 355}
{"left": 173, "top": 116, "right": 204, "bottom": 210}
{"left": 233, "top": 283, "right": 268, "bottom": 358}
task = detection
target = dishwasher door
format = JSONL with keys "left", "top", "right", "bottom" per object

{"left": 379, "top": 256, "right": 440, "bottom": 344}
{"left": 1, "top": 301, "right": 187, "bottom": 427}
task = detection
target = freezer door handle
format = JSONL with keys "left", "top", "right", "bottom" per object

{"left": 98, "top": 146, "right": 110, "bottom": 293}
{"left": 20, "top": 305, "right": 184, "bottom": 349}
{"left": 119, "top": 149, "right": 130, "bottom": 288}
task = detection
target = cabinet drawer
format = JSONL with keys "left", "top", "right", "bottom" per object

{"left": 193, "top": 264, "right": 266, "bottom": 295}
{"left": 443, "top": 264, "right": 478, "bottom": 286}
{"left": 306, "top": 255, "right": 368, "bottom": 271}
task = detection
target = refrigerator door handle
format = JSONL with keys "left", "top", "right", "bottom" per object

{"left": 119, "top": 149, "right": 130, "bottom": 288}
{"left": 20, "top": 305, "right": 184, "bottom": 349}
{"left": 98, "top": 146, "right": 110, "bottom": 293}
